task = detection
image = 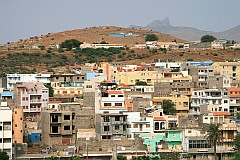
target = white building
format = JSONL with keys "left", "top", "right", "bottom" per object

{"left": 0, "top": 102, "right": 13, "bottom": 159}
{"left": 126, "top": 112, "right": 153, "bottom": 139}
{"left": 80, "top": 42, "right": 124, "bottom": 49}
{"left": 191, "top": 89, "right": 229, "bottom": 115}
{"left": 95, "top": 89, "right": 127, "bottom": 114}
{"left": 7, "top": 74, "right": 51, "bottom": 89}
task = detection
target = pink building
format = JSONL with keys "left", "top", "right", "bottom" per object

{"left": 14, "top": 82, "right": 49, "bottom": 120}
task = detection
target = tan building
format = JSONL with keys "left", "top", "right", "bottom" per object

{"left": 153, "top": 92, "right": 189, "bottom": 114}
{"left": 213, "top": 62, "right": 240, "bottom": 80}
{"left": 13, "top": 107, "right": 24, "bottom": 143}
{"left": 116, "top": 70, "right": 158, "bottom": 86}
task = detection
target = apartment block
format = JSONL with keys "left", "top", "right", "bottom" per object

{"left": 0, "top": 102, "right": 13, "bottom": 159}
{"left": 213, "top": 62, "right": 240, "bottom": 80}
{"left": 13, "top": 82, "right": 49, "bottom": 120}
{"left": 7, "top": 73, "right": 51, "bottom": 89}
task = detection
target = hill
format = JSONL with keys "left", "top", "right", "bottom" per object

{"left": 10, "top": 26, "right": 185, "bottom": 48}
{"left": 1, "top": 26, "right": 240, "bottom": 76}
{"left": 130, "top": 18, "right": 240, "bottom": 42}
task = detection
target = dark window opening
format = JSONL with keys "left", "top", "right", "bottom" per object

{"left": 64, "top": 126, "right": 70, "bottom": 130}
{"left": 64, "top": 115, "right": 71, "bottom": 120}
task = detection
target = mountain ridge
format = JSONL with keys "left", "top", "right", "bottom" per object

{"left": 130, "top": 18, "right": 240, "bottom": 42}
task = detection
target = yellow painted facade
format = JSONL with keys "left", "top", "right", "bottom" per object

{"left": 213, "top": 62, "right": 240, "bottom": 80}
{"left": 116, "top": 71, "right": 158, "bottom": 85}
{"left": 153, "top": 93, "right": 189, "bottom": 114}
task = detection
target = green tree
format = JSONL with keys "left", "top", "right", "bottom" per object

{"left": 44, "top": 84, "right": 54, "bottom": 97}
{"left": 38, "top": 45, "right": 45, "bottom": 50}
{"left": 49, "top": 156, "right": 59, "bottom": 160}
{"left": 204, "top": 123, "right": 222, "bottom": 160}
{"left": 135, "top": 81, "right": 148, "bottom": 86}
{"left": 201, "top": 35, "right": 217, "bottom": 42}
{"left": 145, "top": 34, "right": 158, "bottom": 42}
{"left": 70, "top": 156, "right": 81, "bottom": 160}
{"left": 162, "top": 100, "right": 177, "bottom": 115}
{"left": 60, "top": 39, "right": 83, "bottom": 50}
{"left": 117, "top": 155, "right": 127, "bottom": 160}
{"left": 233, "top": 132, "right": 240, "bottom": 160}
{"left": 0, "top": 151, "right": 9, "bottom": 160}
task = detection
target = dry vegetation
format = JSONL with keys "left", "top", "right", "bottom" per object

{"left": 1, "top": 26, "right": 240, "bottom": 75}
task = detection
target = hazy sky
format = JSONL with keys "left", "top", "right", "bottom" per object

{"left": 1, "top": 0, "right": 240, "bottom": 44}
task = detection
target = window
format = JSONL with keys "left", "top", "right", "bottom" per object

{"left": 64, "top": 126, "right": 70, "bottom": 130}
{"left": 127, "top": 134, "right": 132, "bottom": 138}
{"left": 15, "top": 124, "right": 17, "bottom": 127}
{"left": 127, "top": 124, "right": 131, "bottom": 128}
{"left": 155, "top": 122, "right": 159, "bottom": 130}
{"left": 3, "top": 138, "right": 11, "bottom": 143}
{"left": 104, "top": 126, "right": 109, "bottom": 131}
{"left": 86, "top": 85, "right": 92, "bottom": 88}
{"left": 172, "top": 133, "right": 176, "bottom": 137}
{"left": 133, "top": 124, "right": 138, "bottom": 128}
{"left": 64, "top": 115, "right": 71, "bottom": 120}
{"left": 115, "top": 116, "right": 120, "bottom": 121}
{"left": 111, "top": 95, "right": 115, "bottom": 97}
{"left": 15, "top": 111, "right": 17, "bottom": 114}
{"left": 115, "top": 125, "right": 119, "bottom": 130}
{"left": 104, "top": 103, "right": 111, "bottom": 106}
{"left": 146, "top": 124, "right": 150, "bottom": 128}
{"left": 118, "top": 95, "right": 124, "bottom": 97}
{"left": 123, "top": 125, "right": 126, "bottom": 131}
{"left": 103, "top": 116, "right": 110, "bottom": 122}
{"left": 224, "top": 100, "right": 228, "bottom": 103}
{"left": 115, "top": 103, "right": 122, "bottom": 106}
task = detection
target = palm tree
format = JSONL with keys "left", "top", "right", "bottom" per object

{"left": 204, "top": 123, "right": 222, "bottom": 160}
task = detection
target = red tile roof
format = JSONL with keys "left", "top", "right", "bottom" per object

{"left": 154, "top": 117, "right": 166, "bottom": 121}
{"left": 107, "top": 90, "right": 123, "bottom": 94}
{"left": 228, "top": 88, "right": 240, "bottom": 91}
{"left": 212, "top": 111, "right": 231, "bottom": 116}
{"left": 119, "top": 83, "right": 131, "bottom": 89}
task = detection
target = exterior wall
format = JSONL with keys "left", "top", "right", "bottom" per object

{"left": 153, "top": 94, "right": 189, "bottom": 114}
{"left": 13, "top": 107, "right": 24, "bottom": 143}
{"left": 116, "top": 71, "right": 158, "bottom": 86}
{"left": 191, "top": 89, "right": 229, "bottom": 114}
{"left": 7, "top": 74, "right": 51, "bottom": 89}
{"left": 53, "top": 87, "right": 83, "bottom": 97}
{"left": 0, "top": 105, "right": 13, "bottom": 159}
{"left": 96, "top": 113, "right": 128, "bottom": 140}
{"left": 213, "top": 62, "right": 240, "bottom": 80}
{"left": 126, "top": 112, "right": 153, "bottom": 139}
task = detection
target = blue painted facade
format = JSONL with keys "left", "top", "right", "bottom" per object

{"left": 188, "top": 62, "right": 213, "bottom": 66}
{"left": 29, "top": 132, "right": 41, "bottom": 143}
{"left": 0, "top": 91, "right": 14, "bottom": 99}
{"left": 86, "top": 72, "right": 107, "bottom": 81}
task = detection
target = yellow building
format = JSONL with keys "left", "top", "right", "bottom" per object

{"left": 154, "top": 71, "right": 192, "bottom": 83}
{"left": 53, "top": 87, "right": 83, "bottom": 97}
{"left": 213, "top": 62, "right": 240, "bottom": 80}
{"left": 13, "top": 107, "right": 24, "bottom": 143}
{"left": 153, "top": 93, "right": 189, "bottom": 114}
{"left": 116, "top": 70, "right": 158, "bottom": 86}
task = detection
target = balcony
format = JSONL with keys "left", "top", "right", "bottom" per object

{"left": 23, "top": 108, "right": 41, "bottom": 112}
{"left": 30, "top": 99, "right": 42, "bottom": 103}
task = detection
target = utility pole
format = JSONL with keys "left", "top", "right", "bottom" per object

{"left": 86, "top": 142, "right": 88, "bottom": 160}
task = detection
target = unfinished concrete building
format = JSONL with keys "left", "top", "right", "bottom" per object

{"left": 95, "top": 113, "right": 128, "bottom": 140}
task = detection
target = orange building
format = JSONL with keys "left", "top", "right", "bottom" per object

{"left": 13, "top": 107, "right": 24, "bottom": 143}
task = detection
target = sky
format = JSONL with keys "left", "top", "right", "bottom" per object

{"left": 1, "top": 0, "right": 240, "bottom": 44}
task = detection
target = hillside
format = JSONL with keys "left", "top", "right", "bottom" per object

{"left": 130, "top": 18, "right": 240, "bottom": 42}
{"left": 10, "top": 26, "right": 185, "bottom": 48}
{"left": 1, "top": 26, "right": 240, "bottom": 76}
